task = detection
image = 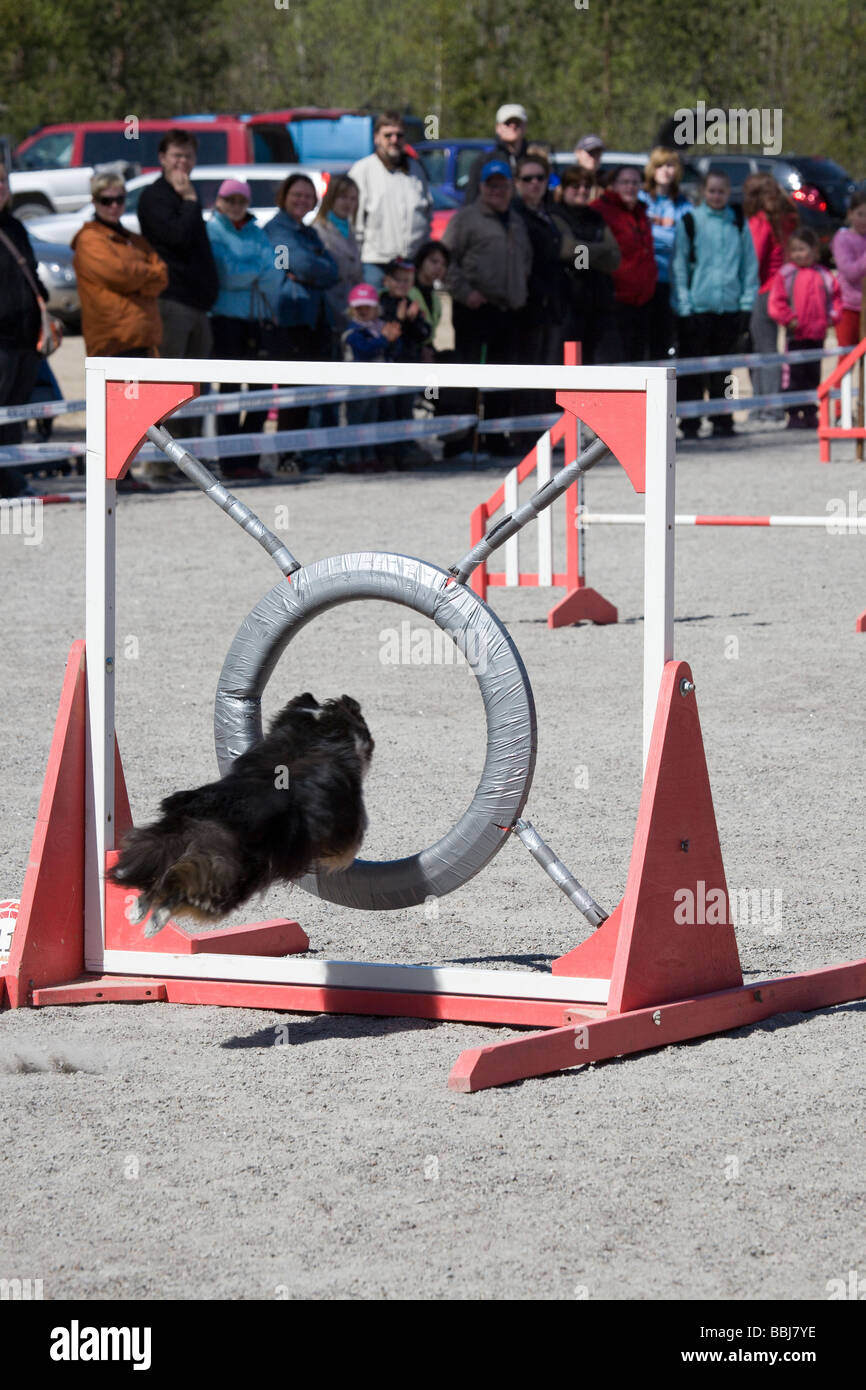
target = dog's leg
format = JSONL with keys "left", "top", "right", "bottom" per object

{"left": 125, "top": 893, "right": 151, "bottom": 926}
{"left": 144, "top": 902, "right": 177, "bottom": 937}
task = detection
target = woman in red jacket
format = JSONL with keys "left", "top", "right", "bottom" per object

{"left": 591, "top": 166, "right": 657, "bottom": 360}
{"left": 743, "top": 174, "right": 798, "bottom": 416}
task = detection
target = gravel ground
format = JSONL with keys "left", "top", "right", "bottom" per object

{"left": 2, "top": 390, "right": 865, "bottom": 1301}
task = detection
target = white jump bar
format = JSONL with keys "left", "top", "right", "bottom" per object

{"left": 96, "top": 949, "right": 610, "bottom": 1005}
{"left": 578, "top": 512, "right": 859, "bottom": 529}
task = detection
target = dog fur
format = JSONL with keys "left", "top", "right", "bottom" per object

{"left": 108, "top": 693, "right": 374, "bottom": 936}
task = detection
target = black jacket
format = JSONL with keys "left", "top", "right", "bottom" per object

{"left": 379, "top": 291, "right": 432, "bottom": 361}
{"left": 553, "top": 201, "right": 618, "bottom": 318}
{"left": 513, "top": 197, "right": 572, "bottom": 327}
{"left": 137, "top": 176, "right": 219, "bottom": 312}
{"left": 464, "top": 136, "right": 528, "bottom": 203}
{"left": 0, "top": 208, "right": 46, "bottom": 349}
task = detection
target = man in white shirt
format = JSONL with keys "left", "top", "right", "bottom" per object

{"left": 349, "top": 111, "right": 432, "bottom": 290}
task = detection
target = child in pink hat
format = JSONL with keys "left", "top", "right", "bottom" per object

{"left": 341, "top": 283, "right": 402, "bottom": 468}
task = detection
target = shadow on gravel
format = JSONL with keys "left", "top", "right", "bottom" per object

{"left": 221, "top": 1014, "right": 438, "bottom": 1048}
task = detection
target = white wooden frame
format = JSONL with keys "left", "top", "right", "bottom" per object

{"left": 84, "top": 358, "right": 676, "bottom": 1004}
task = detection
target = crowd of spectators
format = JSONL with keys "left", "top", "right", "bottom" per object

{"left": 2, "top": 102, "right": 864, "bottom": 496}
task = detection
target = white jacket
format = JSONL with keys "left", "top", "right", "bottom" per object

{"left": 348, "top": 152, "right": 432, "bottom": 265}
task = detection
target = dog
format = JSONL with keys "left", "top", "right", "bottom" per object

{"left": 109, "top": 693, "right": 374, "bottom": 936}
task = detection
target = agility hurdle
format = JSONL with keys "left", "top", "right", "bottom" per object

{"left": 579, "top": 512, "right": 866, "bottom": 529}
{"left": 468, "top": 343, "right": 618, "bottom": 629}
{"left": 818, "top": 338, "right": 866, "bottom": 463}
{"left": 572, "top": 497, "right": 866, "bottom": 633}
{"left": 4, "top": 354, "right": 866, "bottom": 1092}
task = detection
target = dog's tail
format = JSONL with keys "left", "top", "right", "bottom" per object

{"left": 109, "top": 821, "right": 252, "bottom": 935}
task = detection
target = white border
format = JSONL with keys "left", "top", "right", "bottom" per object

{"left": 100, "top": 951, "right": 609, "bottom": 1005}
{"left": 85, "top": 358, "right": 676, "bottom": 996}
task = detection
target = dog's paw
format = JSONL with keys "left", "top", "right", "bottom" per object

{"left": 125, "top": 893, "right": 150, "bottom": 926}
{"left": 143, "top": 902, "right": 175, "bottom": 937}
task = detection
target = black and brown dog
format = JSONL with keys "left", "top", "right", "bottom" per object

{"left": 109, "top": 694, "right": 374, "bottom": 936}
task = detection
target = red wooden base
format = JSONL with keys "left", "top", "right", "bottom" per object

{"left": 7, "top": 643, "right": 866, "bottom": 1093}
{"left": 448, "top": 958, "right": 866, "bottom": 1091}
{"left": 31, "top": 975, "right": 603, "bottom": 1028}
{"left": 547, "top": 583, "right": 618, "bottom": 628}
{"left": 856, "top": 609, "right": 866, "bottom": 634}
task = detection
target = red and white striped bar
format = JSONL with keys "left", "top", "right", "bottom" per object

{"left": 578, "top": 512, "right": 866, "bottom": 531}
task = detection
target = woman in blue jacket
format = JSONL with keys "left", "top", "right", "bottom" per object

{"left": 207, "top": 178, "right": 282, "bottom": 479}
{"left": 671, "top": 169, "right": 758, "bottom": 439}
{"left": 639, "top": 148, "right": 691, "bottom": 360}
{"left": 265, "top": 174, "right": 339, "bottom": 470}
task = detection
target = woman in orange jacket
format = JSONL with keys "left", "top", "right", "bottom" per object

{"left": 72, "top": 173, "right": 168, "bottom": 357}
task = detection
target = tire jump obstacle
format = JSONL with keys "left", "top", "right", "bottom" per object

{"left": 3, "top": 356, "right": 866, "bottom": 1092}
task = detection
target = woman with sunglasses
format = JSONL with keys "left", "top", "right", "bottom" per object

{"left": 513, "top": 152, "right": 576, "bottom": 414}
{"left": 72, "top": 173, "right": 167, "bottom": 358}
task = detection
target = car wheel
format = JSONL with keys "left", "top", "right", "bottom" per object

{"left": 13, "top": 200, "right": 54, "bottom": 221}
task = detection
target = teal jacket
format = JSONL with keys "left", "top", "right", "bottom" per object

{"left": 671, "top": 203, "right": 758, "bottom": 316}
{"left": 206, "top": 211, "right": 282, "bottom": 322}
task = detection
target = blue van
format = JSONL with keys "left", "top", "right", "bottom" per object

{"left": 414, "top": 139, "right": 497, "bottom": 202}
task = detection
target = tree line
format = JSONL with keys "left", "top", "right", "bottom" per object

{"left": 2, "top": 0, "right": 863, "bottom": 175}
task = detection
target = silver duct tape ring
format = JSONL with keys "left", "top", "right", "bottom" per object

{"left": 214, "top": 552, "right": 537, "bottom": 910}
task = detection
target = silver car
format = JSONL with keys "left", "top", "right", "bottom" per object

{"left": 28, "top": 234, "right": 80, "bottom": 325}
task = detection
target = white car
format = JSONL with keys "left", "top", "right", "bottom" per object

{"left": 24, "top": 164, "right": 339, "bottom": 246}
{"left": 551, "top": 150, "right": 649, "bottom": 178}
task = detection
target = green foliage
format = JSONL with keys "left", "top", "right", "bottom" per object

{"left": 2, "top": 0, "right": 863, "bottom": 175}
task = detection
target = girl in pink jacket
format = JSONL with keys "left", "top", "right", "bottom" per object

{"left": 832, "top": 191, "right": 866, "bottom": 349}
{"left": 768, "top": 226, "right": 842, "bottom": 428}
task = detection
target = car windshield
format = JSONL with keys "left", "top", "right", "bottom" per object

{"left": 17, "top": 132, "right": 74, "bottom": 170}
{"left": 457, "top": 147, "right": 490, "bottom": 189}
{"left": 82, "top": 130, "right": 229, "bottom": 168}
{"left": 420, "top": 149, "right": 449, "bottom": 184}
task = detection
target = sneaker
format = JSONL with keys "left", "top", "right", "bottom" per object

{"left": 276, "top": 453, "right": 303, "bottom": 475}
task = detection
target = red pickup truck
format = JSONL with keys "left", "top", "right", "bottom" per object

{"left": 10, "top": 110, "right": 365, "bottom": 218}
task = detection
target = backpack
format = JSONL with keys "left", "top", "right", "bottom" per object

{"left": 682, "top": 204, "right": 744, "bottom": 284}
{"left": 780, "top": 264, "right": 835, "bottom": 324}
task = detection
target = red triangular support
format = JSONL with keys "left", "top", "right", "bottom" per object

{"left": 547, "top": 584, "right": 618, "bottom": 629}
{"left": 553, "top": 659, "right": 743, "bottom": 1009}
{"left": 1, "top": 642, "right": 87, "bottom": 1007}
{"left": 105, "top": 380, "right": 199, "bottom": 479}
{"left": 1, "top": 643, "right": 308, "bottom": 1008}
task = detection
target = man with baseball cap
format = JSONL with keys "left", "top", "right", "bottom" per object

{"left": 464, "top": 102, "right": 530, "bottom": 202}
{"left": 441, "top": 159, "right": 532, "bottom": 454}
{"left": 573, "top": 134, "right": 606, "bottom": 200}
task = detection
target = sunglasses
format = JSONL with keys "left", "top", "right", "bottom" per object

{"left": 97, "top": 194, "right": 126, "bottom": 206}
{"left": 518, "top": 174, "right": 546, "bottom": 183}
